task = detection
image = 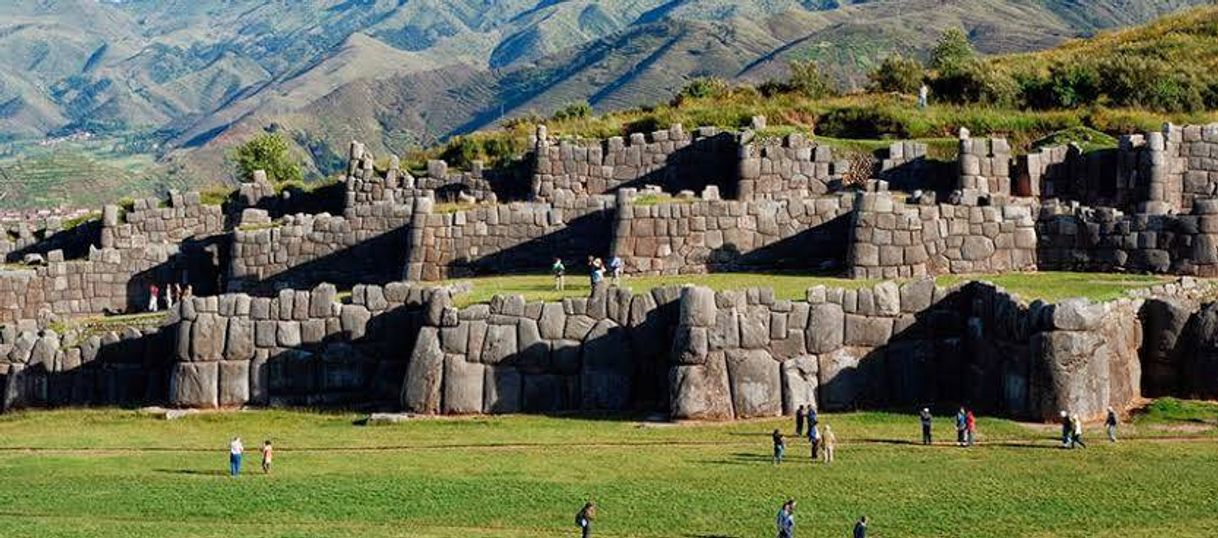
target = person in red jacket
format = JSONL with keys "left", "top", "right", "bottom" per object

{"left": 965, "top": 409, "right": 977, "bottom": 447}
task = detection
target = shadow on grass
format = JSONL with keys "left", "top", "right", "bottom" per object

{"left": 153, "top": 468, "right": 231, "bottom": 477}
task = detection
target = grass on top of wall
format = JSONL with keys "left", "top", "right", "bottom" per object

{"left": 0, "top": 402, "right": 1214, "bottom": 538}
{"left": 440, "top": 271, "right": 1173, "bottom": 308}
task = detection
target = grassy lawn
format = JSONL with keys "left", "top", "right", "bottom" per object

{"left": 0, "top": 403, "right": 1215, "bottom": 537}
{"left": 442, "top": 271, "right": 1174, "bottom": 307}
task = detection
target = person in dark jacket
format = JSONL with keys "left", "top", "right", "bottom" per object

{"left": 955, "top": 408, "right": 967, "bottom": 447}
{"left": 576, "top": 501, "right": 596, "bottom": 538}
{"left": 795, "top": 405, "right": 806, "bottom": 437}
{"left": 1105, "top": 407, "right": 1119, "bottom": 443}
{"left": 775, "top": 499, "right": 795, "bottom": 538}
{"left": 853, "top": 515, "right": 868, "bottom": 538}
{"left": 1060, "top": 410, "right": 1072, "bottom": 448}
{"left": 919, "top": 408, "right": 933, "bottom": 445}
{"left": 772, "top": 429, "right": 786, "bottom": 464}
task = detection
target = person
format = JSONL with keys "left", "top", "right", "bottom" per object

{"left": 1105, "top": 407, "right": 1119, "bottom": 443}
{"left": 165, "top": 283, "right": 174, "bottom": 309}
{"left": 917, "top": 83, "right": 929, "bottom": 109}
{"left": 919, "top": 408, "right": 933, "bottom": 445}
{"left": 853, "top": 515, "right": 868, "bottom": 538}
{"left": 1060, "top": 410, "right": 1072, "bottom": 448}
{"left": 955, "top": 407, "right": 967, "bottom": 447}
{"left": 807, "top": 422, "right": 820, "bottom": 461}
{"left": 608, "top": 255, "right": 623, "bottom": 285}
{"left": 576, "top": 501, "right": 596, "bottom": 538}
{"left": 552, "top": 257, "right": 566, "bottom": 291}
{"left": 148, "top": 283, "right": 160, "bottom": 312}
{"left": 806, "top": 406, "right": 818, "bottom": 432}
{"left": 228, "top": 436, "right": 244, "bottom": 477}
{"left": 588, "top": 256, "right": 604, "bottom": 287}
{"left": 772, "top": 429, "right": 786, "bottom": 465}
{"left": 1070, "top": 414, "right": 1087, "bottom": 449}
{"left": 795, "top": 405, "right": 805, "bottom": 437}
{"left": 261, "top": 440, "right": 273, "bottom": 474}
{"left": 183, "top": 284, "right": 194, "bottom": 299}
{"left": 965, "top": 409, "right": 977, "bottom": 447}
{"left": 775, "top": 499, "right": 795, "bottom": 538}
{"left": 822, "top": 425, "right": 836, "bottom": 464}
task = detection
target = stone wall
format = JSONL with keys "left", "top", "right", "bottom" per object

{"left": 737, "top": 134, "right": 840, "bottom": 200}
{"left": 1, "top": 323, "right": 172, "bottom": 412}
{"left": 958, "top": 136, "right": 1012, "bottom": 197}
{"left": 531, "top": 124, "right": 739, "bottom": 202}
{"left": 400, "top": 283, "right": 680, "bottom": 414}
{"left": 848, "top": 192, "right": 1038, "bottom": 279}
{"left": 610, "top": 189, "right": 855, "bottom": 275}
{"left": 404, "top": 195, "right": 615, "bottom": 281}
{"left": 1036, "top": 199, "right": 1218, "bottom": 276}
{"left": 168, "top": 282, "right": 448, "bottom": 408}
{"left": 101, "top": 191, "right": 225, "bottom": 249}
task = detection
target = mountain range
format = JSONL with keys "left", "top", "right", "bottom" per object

{"left": 0, "top": 0, "right": 1211, "bottom": 186}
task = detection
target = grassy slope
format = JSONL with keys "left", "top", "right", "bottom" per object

{"left": 441, "top": 271, "right": 1169, "bottom": 308}
{"left": 0, "top": 404, "right": 1215, "bottom": 537}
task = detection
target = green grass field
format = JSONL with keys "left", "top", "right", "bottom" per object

{"left": 443, "top": 271, "right": 1173, "bottom": 307}
{"left": 0, "top": 401, "right": 1215, "bottom": 538}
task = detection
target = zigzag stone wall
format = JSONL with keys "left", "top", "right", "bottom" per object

{"left": 610, "top": 190, "right": 855, "bottom": 275}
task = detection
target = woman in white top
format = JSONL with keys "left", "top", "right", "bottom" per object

{"left": 229, "top": 437, "right": 244, "bottom": 477}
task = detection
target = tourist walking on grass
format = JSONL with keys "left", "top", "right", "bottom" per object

{"left": 1070, "top": 414, "right": 1087, "bottom": 449}
{"left": 576, "top": 501, "right": 596, "bottom": 538}
{"left": 776, "top": 500, "right": 795, "bottom": 538}
{"left": 261, "top": 440, "right": 273, "bottom": 474}
{"left": 919, "top": 408, "right": 933, "bottom": 445}
{"left": 795, "top": 405, "right": 806, "bottom": 437}
{"left": 807, "top": 422, "right": 820, "bottom": 461}
{"left": 955, "top": 408, "right": 967, "bottom": 447}
{"left": 965, "top": 409, "right": 977, "bottom": 447}
{"left": 1106, "top": 407, "right": 1119, "bottom": 443}
{"left": 148, "top": 283, "right": 160, "bottom": 312}
{"left": 1060, "top": 410, "right": 1072, "bottom": 448}
{"left": 772, "top": 429, "right": 786, "bottom": 464}
{"left": 228, "top": 436, "right": 244, "bottom": 477}
{"left": 553, "top": 257, "right": 566, "bottom": 291}
{"left": 822, "top": 425, "right": 836, "bottom": 464}
{"left": 853, "top": 515, "right": 868, "bottom": 538}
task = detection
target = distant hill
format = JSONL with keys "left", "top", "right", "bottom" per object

{"left": 0, "top": 0, "right": 1210, "bottom": 205}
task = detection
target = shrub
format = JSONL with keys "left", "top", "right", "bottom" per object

{"left": 552, "top": 101, "right": 593, "bottom": 122}
{"left": 1099, "top": 55, "right": 1205, "bottom": 112}
{"left": 930, "top": 60, "right": 1018, "bottom": 107}
{"left": 787, "top": 60, "right": 835, "bottom": 99}
{"left": 929, "top": 27, "right": 975, "bottom": 73}
{"left": 816, "top": 107, "right": 910, "bottom": 139}
{"left": 1019, "top": 63, "right": 1102, "bottom": 109}
{"left": 675, "top": 77, "right": 731, "bottom": 103}
{"left": 228, "top": 132, "right": 303, "bottom": 184}
{"left": 868, "top": 55, "right": 924, "bottom": 94}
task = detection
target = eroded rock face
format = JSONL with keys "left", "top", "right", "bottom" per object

{"left": 170, "top": 362, "right": 218, "bottom": 408}
{"left": 670, "top": 351, "right": 733, "bottom": 420}
{"left": 1182, "top": 303, "right": 1218, "bottom": 399}
{"left": 726, "top": 349, "right": 781, "bottom": 418}
{"left": 401, "top": 327, "right": 443, "bottom": 413}
{"left": 1139, "top": 298, "right": 1192, "bottom": 396}
{"left": 781, "top": 356, "right": 819, "bottom": 414}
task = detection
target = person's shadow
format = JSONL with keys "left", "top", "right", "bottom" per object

{"left": 152, "top": 468, "right": 230, "bottom": 476}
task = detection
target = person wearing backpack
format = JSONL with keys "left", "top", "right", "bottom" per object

{"left": 575, "top": 501, "right": 596, "bottom": 538}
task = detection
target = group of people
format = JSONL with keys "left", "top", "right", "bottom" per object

{"left": 551, "top": 255, "right": 624, "bottom": 291}
{"left": 776, "top": 501, "right": 867, "bottom": 538}
{"left": 773, "top": 405, "right": 836, "bottom": 464}
{"left": 1060, "top": 407, "right": 1121, "bottom": 448}
{"left": 226, "top": 437, "right": 273, "bottom": 477}
{"left": 147, "top": 282, "right": 192, "bottom": 312}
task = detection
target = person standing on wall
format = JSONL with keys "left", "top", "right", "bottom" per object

{"left": 919, "top": 408, "right": 933, "bottom": 445}
{"left": 772, "top": 429, "right": 786, "bottom": 465}
{"left": 955, "top": 407, "right": 967, "bottom": 447}
{"left": 608, "top": 255, "right": 624, "bottom": 285}
{"left": 148, "top": 283, "right": 160, "bottom": 312}
{"left": 164, "top": 283, "right": 174, "bottom": 310}
{"left": 795, "top": 405, "right": 806, "bottom": 437}
{"left": 552, "top": 257, "right": 566, "bottom": 291}
{"left": 576, "top": 501, "right": 596, "bottom": 538}
{"left": 775, "top": 500, "right": 795, "bottom": 538}
{"left": 1105, "top": 407, "right": 1119, "bottom": 443}
{"left": 228, "top": 436, "right": 244, "bottom": 477}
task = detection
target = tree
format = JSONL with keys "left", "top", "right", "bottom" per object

{"left": 930, "top": 27, "right": 974, "bottom": 73}
{"left": 229, "top": 132, "right": 302, "bottom": 183}
{"left": 552, "top": 101, "right": 593, "bottom": 121}
{"left": 787, "top": 60, "right": 835, "bottom": 99}
{"left": 868, "top": 55, "right": 925, "bottom": 94}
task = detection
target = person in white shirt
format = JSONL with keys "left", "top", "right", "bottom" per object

{"left": 229, "top": 437, "right": 244, "bottom": 477}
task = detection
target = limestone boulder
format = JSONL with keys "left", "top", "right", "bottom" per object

{"left": 781, "top": 356, "right": 819, "bottom": 414}
{"left": 679, "top": 286, "right": 716, "bottom": 327}
{"left": 481, "top": 324, "right": 519, "bottom": 365}
{"left": 483, "top": 366, "right": 522, "bottom": 413}
{"left": 726, "top": 349, "right": 781, "bottom": 418}
{"left": 443, "top": 355, "right": 485, "bottom": 414}
{"left": 581, "top": 319, "right": 632, "bottom": 410}
{"left": 219, "top": 360, "right": 250, "bottom": 406}
{"left": 1139, "top": 298, "right": 1192, "bottom": 395}
{"left": 669, "top": 351, "right": 733, "bottom": 420}
{"left": 806, "top": 303, "right": 844, "bottom": 353}
{"left": 402, "top": 327, "right": 444, "bottom": 413}
{"left": 224, "top": 318, "right": 255, "bottom": 362}
{"left": 170, "top": 362, "right": 218, "bottom": 408}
